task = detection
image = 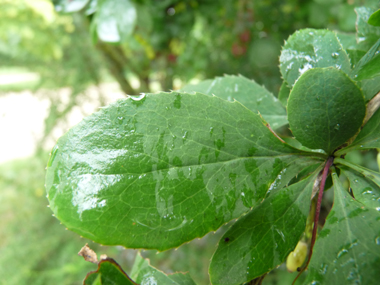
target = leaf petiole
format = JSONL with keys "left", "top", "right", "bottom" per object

{"left": 292, "top": 156, "right": 334, "bottom": 284}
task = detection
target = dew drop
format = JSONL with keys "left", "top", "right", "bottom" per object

{"left": 331, "top": 52, "right": 339, "bottom": 59}
{"left": 337, "top": 248, "right": 348, "bottom": 259}
{"left": 130, "top": 94, "right": 146, "bottom": 101}
{"left": 375, "top": 236, "right": 380, "bottom": 245}
{"left": 334, "top": 124, "right": 340, "bottom": 131}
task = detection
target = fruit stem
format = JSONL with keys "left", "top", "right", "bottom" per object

{"left": 292, "top": 156, "right": 334, "bottom": 284}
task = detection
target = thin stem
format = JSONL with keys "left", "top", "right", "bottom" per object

{"left": 292, "top": 156, "right": 334, "bottom": 284}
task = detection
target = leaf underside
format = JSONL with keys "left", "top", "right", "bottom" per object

{"left": 131, "top": 253, "right": 196, "bottom": 285}
{"left": 181, "top": 75, "right": 288, "bottom": 129}
{"left": 84, "top": 258, "right": 137, "bottom": 285}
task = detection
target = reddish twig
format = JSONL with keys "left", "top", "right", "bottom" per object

{"left": 292, "top": 156, "right": 334, "bottom": 284}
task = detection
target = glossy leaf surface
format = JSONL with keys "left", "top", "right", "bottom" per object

{"left": 84, "top": 258, "right": 136, "bottom": 285}
{"left": 53, "top": 0, "right": 90, "bottom": 13}
{"left": 336, "top": 109, "right": 380, "bottom": 154}
{"left": 95, "top": 0, "right": 137, "bottom": 42}
{"left": 131, "top": 253, "right": 196, "bottom": 285}
{"left": 304, "top": 170, "right": 380, "bottom": 284}
{"left": 181, "top": 75, "right": 287, "bottom": 129}
{"left": 340, "top": 166, "right": 380, "bottom": 210}
{"left": 287, "top": 68, "right": 365, "bottom": 153}
{"left": 356, "top": 7, "right": 380, "bottom": 49}
{"left": 209, "top": 172, "right": 319, "bottom": 285}
{"left": 46, "top": 92, "right": 322, "bottom": 251}
{"left": 368, "top": 9, "right": 380, "bottom": 26}
{"left": 280, "top": 29, "right": 350, "bottom": 87}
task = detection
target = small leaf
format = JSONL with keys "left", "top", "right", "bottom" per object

{"left": 53, "top": 0, "right": 90, "bottom": 13}
{"left": 287, "top": 68, "right": 366, "bottom": 153}
{"left": 336, "top": 109, "right": 380, "bottom": 154}
{"left": 339, "top": 166, "right": 380, "bottom": 210}
{"left": 352, "top": 38, "right": 380, "bottom": 81}
{"left": 84, "top": 258, "right": 137, "bottom": 285}
{"left": 181, "top": 75, "right": 288, "bottom": 129}
{"left": 280, "top": 29, "right": 351, "bottom": 87}
{"left": 368, "top": 9, "right": 380, "bottom": 26}
{"left": 304, "top": 170, "right": 380, "bottom": 284}
{"left": 278, "top": 81, "right": 291, "bottom": 107}
{"left": 95, "top": 0, "right": 137, "bottom": 42}
{"left": 355, "top": 7, "right": 380, "bottom": 49}
{"left": 46, "top": 92, "right": 323, "bottom": 251}
{"left": 131, "top": 253, "right": 196, "bottom": 285}
{"left": 361, "top": 76, "right": 380, "bottom": 101}
{"left": 209, "top": 172, "right": 319, "bottom": 285}
{"left": 334, "top": 158, "right": 380, "bottom": 188}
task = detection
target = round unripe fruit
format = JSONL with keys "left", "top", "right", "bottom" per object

{"left": 287, "top": 67, "right": 366, "bottom": 154}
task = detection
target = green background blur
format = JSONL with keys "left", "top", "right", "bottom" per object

{"left": 0, "top": 0, "right": 378, "bottom": 284}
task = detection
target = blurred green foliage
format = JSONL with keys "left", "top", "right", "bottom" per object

{"left": 0, "top": 0, "right": 379, "bottom": 284}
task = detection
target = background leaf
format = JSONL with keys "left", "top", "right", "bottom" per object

{"left": 287, "top": 68, "right": 366, "bottom": 153}
{"left": 209, "top": 173, "right": 319, "bottom": 285}
{"left": 278, "top": 81, "right": 291, "bottom": 108}
{"left": 355, "top": 7, "right": 380, "bottom": 50}
{"left": 131, "top": 253, "right": 196, "bottom": 285}
{"left": 181, "top": 75, "right": 288, "bottom": 129}
{"left": 368, "top": 9, "right": 380, "bottom": 26}
{"left": 84, "top": 258, "right": 137, "bottom": 285}
{"left": 46, "top": 92, "right": 323, "bottom": 251}
{"left": 352, "top": 38, "right": 380, "bottom": 81}
{"left": 279, "top": 29, "right": 351, "bottom": 87}
{"left": 304, "top": 169, "right": 380, "bottom": 284}
{"left": 95, "top": 0, "right": 137, "bottom": 43}
{"left": 53, "top": 0, "right": 90, "bottom": 13}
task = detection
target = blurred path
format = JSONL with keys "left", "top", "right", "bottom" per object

{"left": 0, "top": 83, "right": 125, "bottom": 164}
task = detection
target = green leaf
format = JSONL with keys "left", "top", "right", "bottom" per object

{"left": 339, "top": 166, "right": 380, "bottom": 210}
{"left": 46, "top": 92, "right": 323, "bottom": 251}
{"left": 95, "top": 0, "right": 137, "bottom": 43}
{"left": 355, "top": 7, "right": 380, "bottom": 49}
{"left": 368, "top": 9, "right": 380, "bottom": 26}
{"left": 181, "top": 75, "right": 288, "bottom": 129}
{"left": 280, "top": 29, "right": 351, "bottom": 87}
{"left": 352, "top": 38, "right": 380, "bottom": 81}
{"left": 53, "top": 0, "right": 90, "bottom": 13}
{"left": 334, "top": 158, "right": 380, "bottom": 188}
{"left": 304, "top": 169, "right": 380, "bottom": 284}
{"left": 335, "top": 32, "right": 366, "bottom": 67}
{"left": 287, "top": 68, "right": 366, "bottom": 154}
{"left": 361, "top": 76, "right": 380, "bottom": 101}
{"left": 131, "top": 253, "right": 196, "bottom": 285}
{"left": 84, "top": 258, "right": 137, "bottom": 285}
{"left": 336, "top": 109, "right": 380, "bottom": 154}
{"left": 209, "top": 172, "right": 319, "bottom": 285}
{"left": 278, "top": 81, "right": 290, "bottom": 108}
{"left": 355, "top": 53, "right": 380, "bottom": 81}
